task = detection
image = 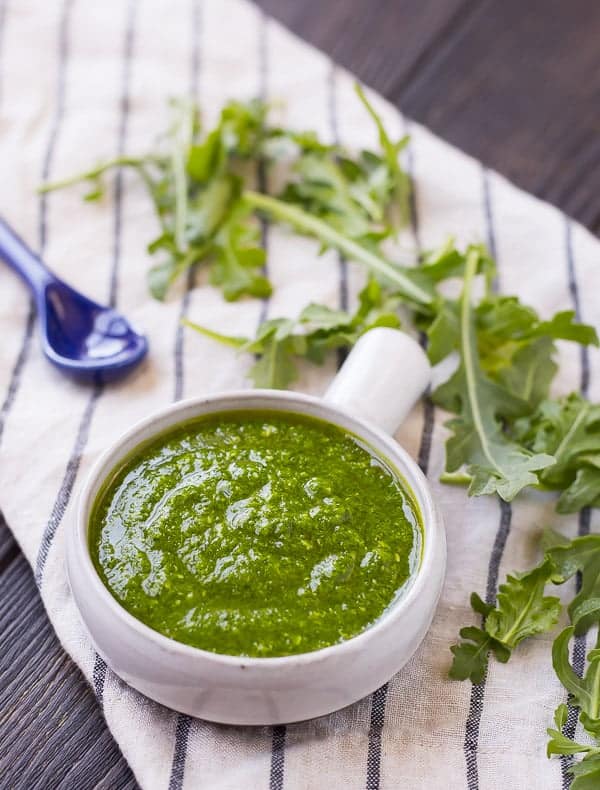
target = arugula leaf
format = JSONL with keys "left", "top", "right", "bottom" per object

{"left": 243, "top": 190, "right": 432, "bottom": 306}
{"left": 244, "top": 318, "right": 302, "bottom": 389}
{"left": 208, "top": 202, "right": 271, "bottom": 301}
{"left": 493, "top": 336, "right": 557, "bottom": 406}
{"left": 426, "top": 302, "right": 460, "bottom": 365}
{"left": 184, "top": 278, "right": 400, "bottom": 389}
{"left": 547, "top": 534, "right": 600, "bottom": 635}
{"left": 433, "top": 249, "right": 555, "bottom": 501}
{"left": 449, "top": 559, "right": 561, "bottom": 683}
{"left": 569, "top": 755, "right": 600, "bottom": 790}
{"left": 424, "top": 291, "right": 596, "bottom": 396}
{"left": 486, "top": 560, "right": 562, "bottom": 644}
{"left": 535, "top": 310, "right": 600, "bottom": 346}
{"left": 553, "top": 627, "right": 600, "bottom": 739}
{"left": 475, "top": 302, "right": 596, "bottom": 406}
{"left": 515, "top": 394, "right": 600, "bottom": 513}
{"left": 451, "top": 531, "right": 600, "bottom": 685}
{"left": 279, "top": 153, "right": 379, "bottom": 239}
{"left": 415, "top": 241, "right": 496, "bottom": 294}
{"left": 449, "top": 621, "right": 511, "bottom": 684}
{"left": 449, "top": 629, "right": 495, "bottom": 684}
{"left": 547, "top": 704, "right": 587, "bottom": 757}
{"left": 546, "top": 703, "right": 600, "bottom": 790}
{"left": 41, "top": 87, "right": 415, "bottom": 304}
{"left": 353, "top": 83, "right": 410, "bottom": 229}
{"left": 410, "top": 247, "right": 596, "bottom": 411}
{"left": 548, "top": 705, "right": 600, "bottom": 790}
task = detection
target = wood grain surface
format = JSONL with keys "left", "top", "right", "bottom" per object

{"left": 1, "top": 1, "right": 598, "bottom": 787}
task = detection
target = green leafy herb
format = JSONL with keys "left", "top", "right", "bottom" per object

{"left": 450, "top": 531, "right": 600, "bottom": 683}
{"left": 553, "top": 627, "right": 600, "bottom": 738}
{"left": 547, "top": 534, "right": 600, "bottom": 634}
{"left": 451, "top": 530, "right": 600, "bottom": 783}
{"left": 184, "top": 278, "right": 400, "bottom": 388}
{"left": 547, "top": 703, "right": 600, "bottom": 790}
{"left": 243, "top": 191, "right": 431, "bottom": 305}
{"left": 352, "top": 83, "right": 410, "bottom": 230}
{"left": 432, "top": 249, "right": 555, "bottom": 501}
{"left": 546, "top": 629, "right": 600, "bottom": 789}
{"left": 514, "top": 394, "right": 600, "bottom": 512}
{"left": 40, "top": 86, "right": 416, "bottom": 304}
{"left": 399, "top": 239, "right": 598, "bottom": 504}
{"left": 449, "top": 559, "right": 560, "bottom": 682}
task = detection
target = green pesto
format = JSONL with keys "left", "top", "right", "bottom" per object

{"left": 89, "top": 410, "right": 422, "bottom": 657}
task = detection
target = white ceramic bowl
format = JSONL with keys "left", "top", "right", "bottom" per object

{"left": 67, "top": 329, "right": 446, "bottom": 725}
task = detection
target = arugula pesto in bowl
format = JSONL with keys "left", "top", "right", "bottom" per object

{"left": 89, "top": 410, "right": 422, "bottom": 657}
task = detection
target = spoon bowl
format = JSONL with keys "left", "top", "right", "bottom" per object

{"left": 0, "top": 218, "right": 148, "bottom": 381}
{"left": 40, "top": 280, "right": 148, "bottom": 381}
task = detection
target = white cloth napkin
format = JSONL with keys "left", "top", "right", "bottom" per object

{"left": 1, "top": 1, "right": 599, "bottom": 788}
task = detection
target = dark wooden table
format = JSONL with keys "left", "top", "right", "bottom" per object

{"left": 1, "top": 1, "right": 599, "bottom": 786}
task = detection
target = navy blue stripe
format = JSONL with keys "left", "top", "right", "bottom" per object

{"left": 565, "top": 219, "right": 590, "bottom": 400}
{"left": 0, "top": 306, "right": 35, "bottom": 449}
{"left": 328, "top": 62, "right": 349, "bottom": 369}
{"left": 93, "top": 652, "right": 108, "bottom": 704}
{"left": 173, "top": 0, "right": 202, "bottom": 403}
{"left": 404, "top": 119, "right": 421, "bottom": 253}
{"left": 31, "top": 0, "right": 78, "bottom": 583}
{"left": 35, "top": 0, "right": 136, "bottom": 589}
{"left": 269, "top": 725, "right": 286, "bottom": 790}
{"left": 560, "top": 508, "right": 592, "bottom": 788}
{"left": 481, "top": 168, "right": 497, "bottom": 261}
{"left": 39, "top": 0, "right": 74, "bottom": 252}
{"left": 407, "top": 118, "right": 432, "bottom": 478}
{"left": 328, "top": 62, "right": 348, "bottom": 314}
{"left": 0, "top": 0, "right": 70, "bottom": 450}
{"left": 485, "top": 499, "right": 512, "bottom": 606}
{"left": 365, "top": 684, "right": 388, "bottom": 790}
{"left": 35, "top": 382, "right": 102, "bottom": 584}
{"left": 462, "top": 168, "right": 513, "bottom": 790}
{"left": 7, "top": 0, "right": 75, "bottom": 460}
{"left": 560, "top": 218, "right": 592, "bottom": 789}
{"left": 256, "top": 7, "right": 270, "bottom": 327}
{"left": 464, "top": 500, "right": 512, "bottom": 790}
{"left": 168, "top": 714, "right": 192, "bottom": 790}
{"left": 0, "top": 0, "right": 35, "bottom": 454}
{"left": 417, "top": 396, "right": 435, "bottom": 477}
{"left": 108, "top": 0, "right": 135, "bottom": 309}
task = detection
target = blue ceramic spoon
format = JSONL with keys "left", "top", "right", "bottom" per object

{"left": 0, "top": 218, "right": 148, "bottom": 381}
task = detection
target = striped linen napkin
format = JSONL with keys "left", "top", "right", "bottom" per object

{"left": 1, "top": 0, "right": 599, "bottom": 788}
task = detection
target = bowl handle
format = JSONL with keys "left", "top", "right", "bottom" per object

{"left": 323, "top": 327, "right": 431, "bottom": 435}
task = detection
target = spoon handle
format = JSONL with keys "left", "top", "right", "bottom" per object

{"left": 0, "top": 217, "right": 53, "bottom": 293}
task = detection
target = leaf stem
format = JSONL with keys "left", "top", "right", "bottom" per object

{"left": 242, "top": 190, "right": 431, "bottom": 305}
{"left": 171, "top": 103, "right": 194, "bottom": 252}
{"left": 552, "top": 402, "right": 590, "bottom": 468}
{"left": 461, "top": 248, "right": 504, "bottom": 477}
{"left": 502, "top": 583, "right": 542, "bottom": 646}
{"left": 440, "top": 471, "right": 472, "bottom": 486}
{"left": 37, "top": 156, "right": 148, "bottom": 193}
{"left": 181, "top": 318, "right": 246, "bottom": 349}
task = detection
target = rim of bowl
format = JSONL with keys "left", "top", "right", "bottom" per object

{"left": 73, "top": 389, "right": 442, "bottom": 668}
